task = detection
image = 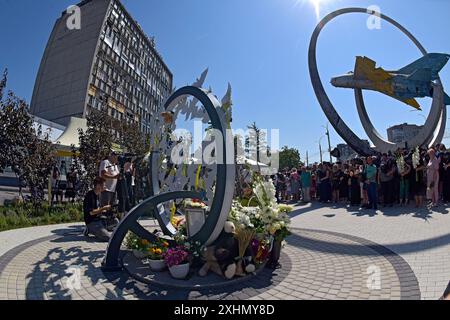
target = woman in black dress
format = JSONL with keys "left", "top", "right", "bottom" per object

{"left": 331, "top": 164, "right": 342, "bottom": 203}
{"left": 442, "top": 152, "right": 450, "bottom": 204}
{"left": 340, "top": 166, "right": 350, "bottom": 203}
{"left": 410, "top": 156, "right": 426, "bottom": 208}
{"left": 348, "top": 169, "right": 361, "bottom": 206}
{"left": 320, "top": 164, "right": 332, "bottom": 203}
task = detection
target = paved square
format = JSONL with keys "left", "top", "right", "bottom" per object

{"left": 0, "top": 203, "right": 448, "bottom": 300}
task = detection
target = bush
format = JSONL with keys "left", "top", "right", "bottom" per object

{"left": 0, "top": 202, "right": 84, "bottom": 232}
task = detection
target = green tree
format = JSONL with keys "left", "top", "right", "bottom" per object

{"left": 21, "top": 126, "right": 57, "bottom": 206}
{"left": 0, "top": 69, "right": 56, "bottom": 206}
{"left": 76, "top": 108, "right": 113, "bottom": 192}
{"left": 279, "top": 146, "right": 302, "bottom": 170}
{"left": 246, "top": 122, "right": 267, "bottom": 163}
{"left": 120, "top": 121, "right": 150, "bottom": 156}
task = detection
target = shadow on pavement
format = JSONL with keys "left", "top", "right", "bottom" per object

{"left": 288, "top": 229, "right": 450, "bottom": 256}
{"left": 24, "top": 226, "right": 283, "bottom": 300}
{"left": 291, "top": 201, "right": 449, "bottom": 221}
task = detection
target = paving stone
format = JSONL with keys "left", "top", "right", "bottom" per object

{"left": 2, "top": 207, "right": 448, "bottom": 300}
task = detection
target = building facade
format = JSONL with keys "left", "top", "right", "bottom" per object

{"left": 387, "top": 123, "right": 424, "bottom": 145}
{"left": 336, "top": 140, "right": 371, "bottom": 162}
{"left": 30, "top": 0, "right": 173, "bottom": 137}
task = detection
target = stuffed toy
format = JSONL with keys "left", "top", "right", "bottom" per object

{"left": 235, "top": 248, "right": 256, "bottom": 276}
{"left": 198, "top": 221, "right": 240, "bottom": 279}
{"left": 242, "top": 255, "right": 256, "bottom": 273}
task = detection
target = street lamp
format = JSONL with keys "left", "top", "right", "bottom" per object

{"left": 322, "top": 123, "right": 332, "bottom": 163}
{"left": 318, "top": 135, "right": 326, "bottom": 163}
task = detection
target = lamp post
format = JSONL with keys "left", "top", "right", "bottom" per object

{"left": 323, "top": 123, "right": 332, "bottom": 164}
{"left": 318, "top": 135, "right": 325, "bottom": 163}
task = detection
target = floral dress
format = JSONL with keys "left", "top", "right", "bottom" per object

{"left": 426, "top": 156, "right": 440, "bottom": 202}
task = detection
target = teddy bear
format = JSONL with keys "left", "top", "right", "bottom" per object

{"left": 198, "top": 221, "right": 257, "bottom": 279}
{"left": 198, "top": 221, "right": 240, "bottom": 279}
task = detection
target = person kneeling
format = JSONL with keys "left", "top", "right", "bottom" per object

{"left": 83, "top": 177, "right": 119, "bottom": 242}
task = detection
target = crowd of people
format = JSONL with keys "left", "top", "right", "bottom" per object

{"left": 272, "top": 144, "right": 450, "bottom": 210}
{"left": 80, "top": 144, "right": 450, "bottom": 241}
{"left": 50, "top": 161, "right": 78, "bottom": 204}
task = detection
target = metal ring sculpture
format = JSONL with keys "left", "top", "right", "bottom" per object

{"left": 309, "top": 7, "right": 447, "bottom": 155}
{"left": 103, "top": 86, "right": 235, "bottom": 270}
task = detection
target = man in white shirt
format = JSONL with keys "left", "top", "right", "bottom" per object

{"left": 99, "top": 150, "right": 121, "bottom": 207}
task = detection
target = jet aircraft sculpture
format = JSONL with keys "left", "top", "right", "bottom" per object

{"left": 331, "top": 53, "right": 450, "bottom": 110}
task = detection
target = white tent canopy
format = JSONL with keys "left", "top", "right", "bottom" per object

{"left": 55, "top": 117, "right": 87, "bottom": 148}
{"left": 236, "top": 156, "right": 268, "bottom": 168}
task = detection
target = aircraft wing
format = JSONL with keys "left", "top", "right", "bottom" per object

{"left": 354, "top": 56, "right": 393, "bottom": 81}
{"left": 386, "top": 93, "right": 422, "bottom": 110}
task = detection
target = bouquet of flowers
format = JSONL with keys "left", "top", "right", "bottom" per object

{"left": 251, "top": 238, "right": 271, "bottom": 265}
{"left": 125, "top": 232, "right": 150, "bottom": 252}
{"left": 173, "top": 220, "right": 187, "bottom": 244}
{"left": 183, "top": 198, "right": 208, "bottom": 210}
{"left": 412, "top": 147, "right": 420, "bottom": 169}
{"left": 229, "top": 175, "right": 293, "bottom": 241}
{"left": 163, "top": 246, "right": 189, "bottom": 268}
{"left": 148, "top": 238, "right": 170, "bottom": 260}
{"left": 234, "top": 225, "right": 256, "bottom": 276}
{"left": 397, "top": 155, "right": 405, "bottom": 173}
{"left": 412, "top": 147, "right": 421, "bottom": 181}
{"left": 229, "top": 201, "right": 258, "bottom": 229}
{"left": 251, "top": 175, "right": 292, "bottom": 241}
{"left": 183, "top": 240, "right": 205, "bottom": 265}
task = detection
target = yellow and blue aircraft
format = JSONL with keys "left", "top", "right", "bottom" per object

{"left": 331, "top": 53, "right": 450, "bottom": 110}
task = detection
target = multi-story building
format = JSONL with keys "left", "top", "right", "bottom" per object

{"left": 30, "top": 0, "right": 173, "bottom": 137}
{"left": 387, "top": 123, "right": 424, "bottom": 145}
{"left": 336, "top": 140, "right": 371, "bottom": 162}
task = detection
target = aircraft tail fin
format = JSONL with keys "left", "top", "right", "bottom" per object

{"left": 408, "top": 68, "right": 432, "bottom": 81}
{"left": 354, "top": 56, "right": 376, "bottom": 79}
{"left": 397, "top": 53, "right": 450, "bottom": 80}
{"left": 354, "top": 56, "right": 392, "bottom": 81}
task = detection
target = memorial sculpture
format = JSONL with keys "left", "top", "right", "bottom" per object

{"left": 309, "top": 7, "right": 449, "bottom": 154}
{"left": 103, "top": 71, "right": 291, "bottom": 282}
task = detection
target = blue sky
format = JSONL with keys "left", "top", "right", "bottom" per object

{"left": 0, "top": 0, "right": 449, "bottom": 162}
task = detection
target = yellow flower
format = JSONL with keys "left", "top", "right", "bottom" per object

{"left": 155, "top": 248, "right": 162, "bottom": 255}
{"left": 162, "top": 241, "right": 169, "bottom": 248}
{"left": 141, "top": 239, "right": 149, "bottom": 246}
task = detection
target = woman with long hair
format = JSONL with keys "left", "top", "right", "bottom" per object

{"left": 411, "top": 151, "right": 426, "bottom": 208}
{"left": 426, "top": 148, "right": 440, "bottom": 207}
{"left": 331, "top": 164, "right": 342, "bottom": 204}
{"left": 320, "top": 163, "right": 332, "bottom": 203}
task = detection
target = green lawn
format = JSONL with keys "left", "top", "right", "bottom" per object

{"left": 0, "top": 202, "right": 83, "bottom": 232}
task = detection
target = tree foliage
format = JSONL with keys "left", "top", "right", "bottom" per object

{"left": 120, "top": 121, "right": 150, "bottom": 156}
{"left": 279, "top": 146, "right": 302, "bottom": 170}
{"left": 0, "top": 70, "right": 56, "bottom": 206}
{"left": 75, "top": 108, "right": 113, "bottom": 193}
{"left": 74, "top": 108, "right": 151, "bottom": 195}
{"left": 22, "top": 126, "right": 57, "bottom": 205}
{"left": 246, "top": 121, "right": 268, "bottom": 163}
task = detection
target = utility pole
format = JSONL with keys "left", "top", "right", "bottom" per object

{"left": 325, "top": 123, "right": 332, "bottom": 163}
{"left": 319, "top": 143, "right": 323, "bottom": 163}
{"left": 306, "top": 151, "right": 309, "bottom": 167}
